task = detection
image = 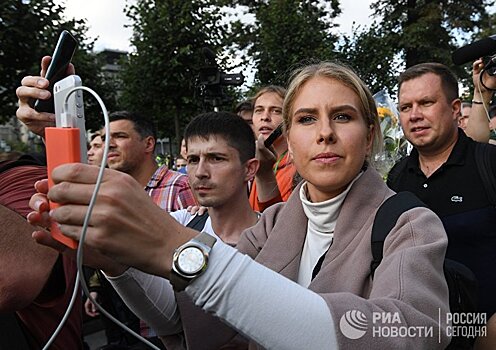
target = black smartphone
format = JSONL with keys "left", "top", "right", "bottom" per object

{"left": 482, "top": 55, "right": 496, "bottom": 76}
{"left": 34, "top": 30, "right": 78, "bottom": 113}
{"left": 264, "top": 123, "right": 284, "bottom": 148}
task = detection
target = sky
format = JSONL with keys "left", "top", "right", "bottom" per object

{"left": 56, "top": 0, "right": 375, "bottom": 52}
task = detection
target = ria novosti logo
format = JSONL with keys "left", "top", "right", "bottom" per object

{"left": 338, "top": 309, "right": 473, "bottom": 341}
{"left": 339, "top": 310, "right": 368, "bottom": 339}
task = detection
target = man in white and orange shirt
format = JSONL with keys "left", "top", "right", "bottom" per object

{"left": 249, "top": 85, "right": 296, "bottom": 212}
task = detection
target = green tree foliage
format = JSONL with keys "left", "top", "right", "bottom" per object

{"left": 336, "top": 22, "right": 399, "bottom": 96}
{"left": 232, "top": 0, "right": 341, "bottom": 86}
{"left": 478, "top": 11, "right": 495, "bottom": 38}
{"left": 334, "top": 0, "right": 492, "bottom": 94}
{"left": 0, "top": 0, "right": 117, "bottom": 132}
{"left": 120, "top": 0, "right": 232, "bottom": 145}
{"left": 1, "top": 0, "right": 62, "bottom": 124}
{"left": 370, "top": 0, "right": 490, "bottom": 73}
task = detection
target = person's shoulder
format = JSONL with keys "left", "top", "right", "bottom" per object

{"left": 395, "top": 205, "right": 448, "bottom": 246}
{"left": 200, "top": 216, "right": 216, "bottom": 236}
{"left": 386, "top": 156, "right": 410, "bottom": 189}
{"left": 0, "top": 152, "right": 46, "bottom": 174}
{"left": 389, "top": 156, "right": 410, "bottom": 174}
{"left": 472, "top": 141, "right": 496, "bottom": 183}
{"left": 156, "top": 165, "right": 189, "bottom": 185}
{"left": 257, "top": 198, "right": 293, "bottom": 230}
{"left": 262, "top": 201, "right": 286, "bottom": 215}
{"left": 168, "top": 168, "right": 189, "bottom": 183}
{"left": 475, "top": 140, "right": 496, "bottom": 151}
{"left": 169, "top": 209, "right": 192, "bottom": 225}
{"left": 472, "top": 140, "right": 496, "bottom": 160}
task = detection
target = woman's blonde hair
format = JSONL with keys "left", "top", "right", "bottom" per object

{"left": 283, "top": 61, "right": 383, "bottom": 162}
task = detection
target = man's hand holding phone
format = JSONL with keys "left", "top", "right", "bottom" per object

{"left": 255, "top": 133, "right": 278, "bottom": 175}
{"left": 17, "top": 29, "right": 77, "bottom": 137}
{"left": 16, "top": 56, "right": 75, "bottom": 137}
{"left": 17, "top": 31, "right": 85, "bottom": 249}
{"left": 34, "top": 30, "right": 78, "bottom": 113}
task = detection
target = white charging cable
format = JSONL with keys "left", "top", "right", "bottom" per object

{"left": 42, "top": 86, "right": 161, "bottom": 350}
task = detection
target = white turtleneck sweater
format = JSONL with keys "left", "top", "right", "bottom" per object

{"left": 297, "top": 173, "right": 362, "bottom": 287}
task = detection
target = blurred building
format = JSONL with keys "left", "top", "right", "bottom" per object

{"left": 98, "top": 49, "right": 127, "bottom": 99}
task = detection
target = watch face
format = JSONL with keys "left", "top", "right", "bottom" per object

{"left": 178, "top": 246, "right": 205, "bottom": 275}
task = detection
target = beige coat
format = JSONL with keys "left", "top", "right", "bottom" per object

{"left": 167, "top": 167, "right": 451, "bottom": 350}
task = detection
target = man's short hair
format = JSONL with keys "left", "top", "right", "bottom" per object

{"left": 235, "top": 99, "right": 253, "bottom": 114}
{"left": 90, "top": 131, "right": 101, "bottom": 142}
{"left": 184, "top": 111, "right": 255, "bottom": 163}
{"left": 398, "top": 63, "right": 459, "bottom": 103}
{"left": 109, "top": 111, "right": 157, "bottom": 141}
{"left": 252, "top": 85, "right": 286, "bottom": 104}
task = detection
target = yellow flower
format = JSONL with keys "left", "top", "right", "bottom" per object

{"left": 377, "top": 106, "right": 398, "bottom": 125}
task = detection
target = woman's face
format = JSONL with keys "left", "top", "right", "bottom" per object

{"left": 287, "top": 76, "right": 373, "bottom": 202}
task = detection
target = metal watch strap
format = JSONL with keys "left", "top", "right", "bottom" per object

{"left": 195, "top": 231, "right": 217, "bottom": 247}
{"left": 170, "top": 232, "right": 216, "bottom": 291}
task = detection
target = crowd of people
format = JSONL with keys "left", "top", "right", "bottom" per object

{"left": 0, "top": 47, "right": 495, "bottom": 350}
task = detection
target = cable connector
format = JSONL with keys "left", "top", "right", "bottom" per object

{"left": 60, "top": 111, "right": 73, "bottom": 128}
{"left": 60, "top": 101, "right": 76, "bottom": 128}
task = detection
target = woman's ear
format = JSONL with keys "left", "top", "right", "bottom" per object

{"left": 287, "top": 135, "right": 293, "bottom": 161}
{"left": 366, "top": 124, "right": 375, "bottom": 156}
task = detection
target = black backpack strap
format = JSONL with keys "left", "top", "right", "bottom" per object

{"left": 0, "top": 313, "right": 32, "bottom": 350}
{"left": 370, "top": 192, "right": 426, "bottom": 278}
{"left": 386, "top": 157, "right": 408, "bottom": 191}
{"left": 474, "top": 142, "right": 496, "bottom": 205}
{"left": 186, "top": 213, "right": 210, "bottom": 232}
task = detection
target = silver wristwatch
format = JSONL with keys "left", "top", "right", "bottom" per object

{"left": 170, "top": 232, "right": 217, "bottom": 291}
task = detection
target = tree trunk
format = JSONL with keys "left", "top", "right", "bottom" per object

{"left": 405, "top": 0, "right": 419, "bottom": 68}
{"left": 174, "top": 106, "right": 181, "bottom": 154}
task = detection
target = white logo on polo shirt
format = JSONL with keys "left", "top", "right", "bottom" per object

{"left": 451, "top": 196, "right": 463, "bottom": 203}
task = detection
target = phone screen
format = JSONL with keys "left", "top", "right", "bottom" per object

{"left": 34, "top": 30, "right": 78, "bottom": 113}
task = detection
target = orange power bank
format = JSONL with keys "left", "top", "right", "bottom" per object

{"left": 45, "top": 127, "right": 81, "bottom": 249}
